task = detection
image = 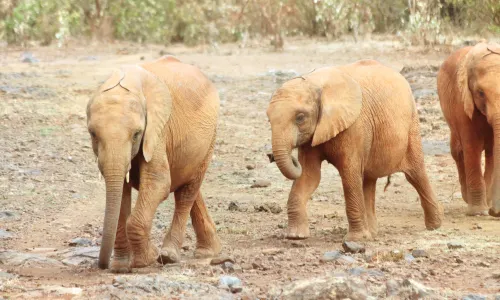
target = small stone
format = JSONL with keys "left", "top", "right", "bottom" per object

{"left": 219, "top": 275, "right": 242, "bottom": 293}
{"left": 0, "top": 271, "right": 16, "bottom": 280}
{"left": 478, "top": 261, "right": 490, "bottom": 267}
{"left": 348, "top": 267, "right": 366, "bottom": 276}
{"left": 290, "top": 241, "right": 306, "bottom": 248}
{"left": 262, "top": 248, "right": 283, "bottom": 255}
{"left": 462, "top": 295, "right": 486, "bottom": 300}
{"left": 404, "top": 254, "right": 415, "bottom": 263}
{"left": 21, "top": 52, "right": 39, "bottom": 63}
{"left": 69, "top": 237, "right": 92, "bottom": 247}
{"left": 254, "top": 203, "right": 282, "bottom": 214}
{"left": 0, "top": 211, "right": 20, "bottom": 221}
{"left": 222, "top": 261, "right": 235, "bottom": 273}
{"left": 320, "top": 250, "right": 342, "bottom": 262}
{"left": 386, "top": 279, "right": 400, "bottom": 296}
{"left": 403, "top": 278, "right": 434, "bottom": 298}
{"left": 342, "top": 241, "right": 365, "bottom": 254}
{"left": 210, "top": 256, "right": 235, "bottom": 265}
{"left": 448, "top": 241, "right": 464, "bottom": 249}
{"left": 337, "top": 255, "right": 356, "bottom": 264}
{"left": 228, "top": 202, "right": 240, "bottom": 212}
{"left": 455, "top": 257, "right": 464, "bottom": 263}
{"left": 246, "top": 164, "right": 255, "bottom": 170}
{"left": 411, "top": 249, "right": 429, "bottom": 258}
{"left": 251, "top": 179, "right": 271, "bottom": 188}
{"left": 491, "top": 272, "right": 500, "bottom": 279}
{"left": 0, "top": 229, "right": 13, "bottom": 240}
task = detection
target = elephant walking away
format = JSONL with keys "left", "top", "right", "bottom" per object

{"left": 266, "top": 59, "right": 444, "bottom": 242}
{"left": 87, "top": 55, "right": 221, "bottom": 272}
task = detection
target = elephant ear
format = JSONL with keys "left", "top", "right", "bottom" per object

{"left": 457, "top": 46, "right": 478, "bottom": 120}
{"left": 99, "top": 69, "right": 125, "bottom": 92}
{"left": 311, "top": 70, "right": 362, "bottom": 147}
{"left": 119, "top": 65, "right": 173, "bottom": 162}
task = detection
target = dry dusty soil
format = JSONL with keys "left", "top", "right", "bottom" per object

{"left": 0, "top": 38, "right": 499, "bottom": 299}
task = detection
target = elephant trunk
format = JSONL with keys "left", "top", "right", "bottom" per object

{"left": 271, "top": 131, "right": 302, "bottom": 180}
{"left": 490, "top": 116, "right": 500, "bottom": 217}
{"left": 98, "top": 156, "right": 127, "bottom": 269}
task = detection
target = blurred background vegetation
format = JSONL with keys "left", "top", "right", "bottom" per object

{"left": 0, "top": 0, "right": 499, "bottom": 49}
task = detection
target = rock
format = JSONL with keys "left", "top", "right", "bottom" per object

{"left": 69, "top": 237, "right": 92, "bottom": 247}
{"left": 448, "top": 241, "right": 464, "bottom": 249}
{"left": 402, "top": 278, "right": 434, "bottom": 298}
{"left": 210, "top": 256, "right": 235, "bottom": 265}
{"left": 491, "top": 272, "right": 500, "bottom": 279}
{"left": 0, "top": 211, "right": 20, "bottom": 221}
{"left": 0, "top": 229, "right": 13, "bottom": 240}
{"left": 404, "top": 254, "right": 415, "bottom": 263}
{"left": 262, "top": 248, "right": 284, "bottom": 255}
{"left": 411, "top": 249, "right": 429, "bottom": 258}
{"left": 342, "top": 241, "right": 366, "bottom": 254}
{"left": 386, "top": 279, "right": 400, "bottom": 296}
{"left": 320, "top": 250, "right": 342, "bottom": 262}
{"left": 0, "top": 251, "right": 63, "bottom": 267}
{"left": 0, "top": 271, "right": 16, "bottom": 280}
{"left": 251, "top": 179, "right": 271, "bottom": 188}
{"left": 338, "top": 255, "right": 357, "bottom": 264}
{"left": 254, "top": 203, "right": 282, "bottom": 214}
{"left": 219, "top": 275, "right": 243, "bottom": 293}
{"left": 246, "top": 164, "right": 255, "bottom": 170}
{"left": 268, "top": 276, "right": 370, "bottom": 299}
{"left": 462, "top": 295, "right": 486, "bottom": 300}
{"left": 41, "top": 286, "right": 82, "bottom": 296}
{"left": 347, "top": 267, "right": 384, "bottom": 277}
{"left": 478, "top": 261, "right": 490, "bottom": 267}
{"left": 228, "top": 201, "right": 240, "bottom": 211}
{"left": 21, "top": 52, "right": 39, "bottom": 63}
{"left": 61, "top": 246, "right": 99, "bottom": 266}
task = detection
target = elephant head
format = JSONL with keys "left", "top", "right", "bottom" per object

{"left": 457, "top": 43, "right": 500, "bottom": 216}
{"left": 87, "top": 66, "right": 172, "bottom": 269}
{"left": 266, "top": 68, "right": 362, "bottom": 180}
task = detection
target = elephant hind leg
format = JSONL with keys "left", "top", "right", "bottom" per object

{"left": 450, "top": 134, "right": 468, "bottom": 204}
{"left": 190, "top": 191, "right": 221, "bottom": 259}
{"left": 158, "top": 183, "right": 199, "bottom": 264}
{"left": 402, "top": 123, "right": 443, "bottom": 230}
{"left": 363, "top": 177, "right": 378, "bottom": 237}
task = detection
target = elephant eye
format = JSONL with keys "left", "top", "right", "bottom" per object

{"left": 133, "top": 130, "right": 142, "bottom": 142}
{"left": 89, "top": 131, "right": 96, "bottom": 139}
{"left": 478, "top": 90, "right": 485, "bottom": 98}
{"left": 296, "top": 113, "right": 306, "bottom": 124}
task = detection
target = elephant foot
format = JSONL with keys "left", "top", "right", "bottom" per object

{"left": 157, "top": 246, "right": 180, "bottom": 264}
{"left": 130, "top": 243, "right": 159, "bottom": 268}
{"left": 194, "top": 235, "right": 222, "bottom": 259}
{"left": 488, "top": 208, "right": 500, "bottom": 217}
{"left": 110, "top": 256, "right": 131, "bottom": 273}
{"left": 424, "top": 203, "right": 444, "bottom": 230}
{"left": 343, "top": 229, "right": 373, "bottom": 242}
{"left": 466, "top": 204, "right": 489, "bottom": 216}
{"left": 286, "top": 222, "right": 310, "bottom": 240}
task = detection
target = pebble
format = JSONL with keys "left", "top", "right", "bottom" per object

{"left": 342, "top": 241, "right": 366, "bottom": 254}
{"left": 210, "top": 256, "right": 235, "bottom": 265}
{"left": 448, "top": 241, "right": 464, "bottom": 249}
{"left": 219, "top": 275, "right": 243, "bottom": 293}
{"left": 404, "top": 254, "right": 415, "bottom": 263}
{"left": 0, "top": 229, "right": 13, "bottom": 240}
{"left": 251, "top": 179, "right": 271, "bottom": 188}
{"left": 262, "top": 248, "right": 284, "bottom": 255}
{"left": 478, "top": 261, "right": 490, "bottom": 267}
{"left": 402, "top": 278, "right": 434, "bottom": 298}
{"left": 462, "top": 295, "right": 486, "bottom": 300}
{"left": 228, "top": 201, "right": 241, "bottom": 212}
{"left": 246, "top": 164, "right": 255, "bottom": 170}
{"left": 69, "top": 237, "right": 92, "bottom": 247}
{"left": 386, "top": 279, "right": 400, "bottom": 296}
{"left": 0, "top": 211, "right": 20, "bottom": 221}
{"left": 254, "top": 203, "right": 282, "bottom": 214}
{"left": 0, "top": 251, "right": 63, "bottom": 267}
{"left": 411, "top": 249, "right": 429, "bottom": 258}
{"left": 320, "top": 250, "right": 342, "bottom": 262}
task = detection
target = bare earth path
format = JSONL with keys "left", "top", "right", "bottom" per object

{"left": 0, "top": 38, "right": 499, "bottom": 299}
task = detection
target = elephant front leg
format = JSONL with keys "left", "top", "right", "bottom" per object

{"left": 463, "top": 145, "right": 489, "bottom": 215}
{"left": 286, "top": 147, "right": 322, "bottom": 240}
{"left": 127, "top": 165, "right": 170, "bottom": 268}
{"left": 158, "top": 184, "right": 198, "bottom": 264}
{"left": 110, "top": 182, "right": 132, "bottom": 273}
{"left": 341, "top": 171, "right": 372, "bottom": 242}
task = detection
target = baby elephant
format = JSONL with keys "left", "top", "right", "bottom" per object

{"left": 87, "top": 56, "right": 221, "bottom": 272}
{"left": 266, "top": 60, "right": 443, "bottom": 242}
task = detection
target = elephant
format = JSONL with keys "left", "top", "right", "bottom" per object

{"left": 437, "top": 42, "right": 500, "bottom": 217}
{"left": 86, "top": 55, "right": 221, "bottom": 272}
{"left": 266, "top": 59, "right": 444, "bottom": 242}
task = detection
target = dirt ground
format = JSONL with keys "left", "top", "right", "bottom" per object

{"left": 1, "top": 37, "right": 500, "bottom": 299}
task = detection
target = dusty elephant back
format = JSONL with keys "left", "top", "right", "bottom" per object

{"left": 140, "top": 56, "right": 220, "bottom": 186}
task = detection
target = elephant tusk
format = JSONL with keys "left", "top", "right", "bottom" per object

{"left": 126, "top": 171, "right": 130, "bottom": 183}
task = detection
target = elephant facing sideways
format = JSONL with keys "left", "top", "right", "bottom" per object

{"left": 87, "top": 55, "right": 221, "bottom": 272}
{"left": 266, "top": 60, "right": 444, "bottom": 242}
{"left": 437, "top": 43, "right": 500, "bottom": 217}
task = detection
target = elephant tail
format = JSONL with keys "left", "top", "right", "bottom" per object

{"left": 384, "top": 175, "right": 392, "bottom": 192}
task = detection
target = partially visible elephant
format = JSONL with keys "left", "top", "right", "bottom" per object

{"left": 437, "top": 43, "right": 500, "bottom": 217}
{"left": 266, "top": 60, "right": 443, "bottom": 241}
{"left": 86, "top": 55, "right": 221, "bottom": 272}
